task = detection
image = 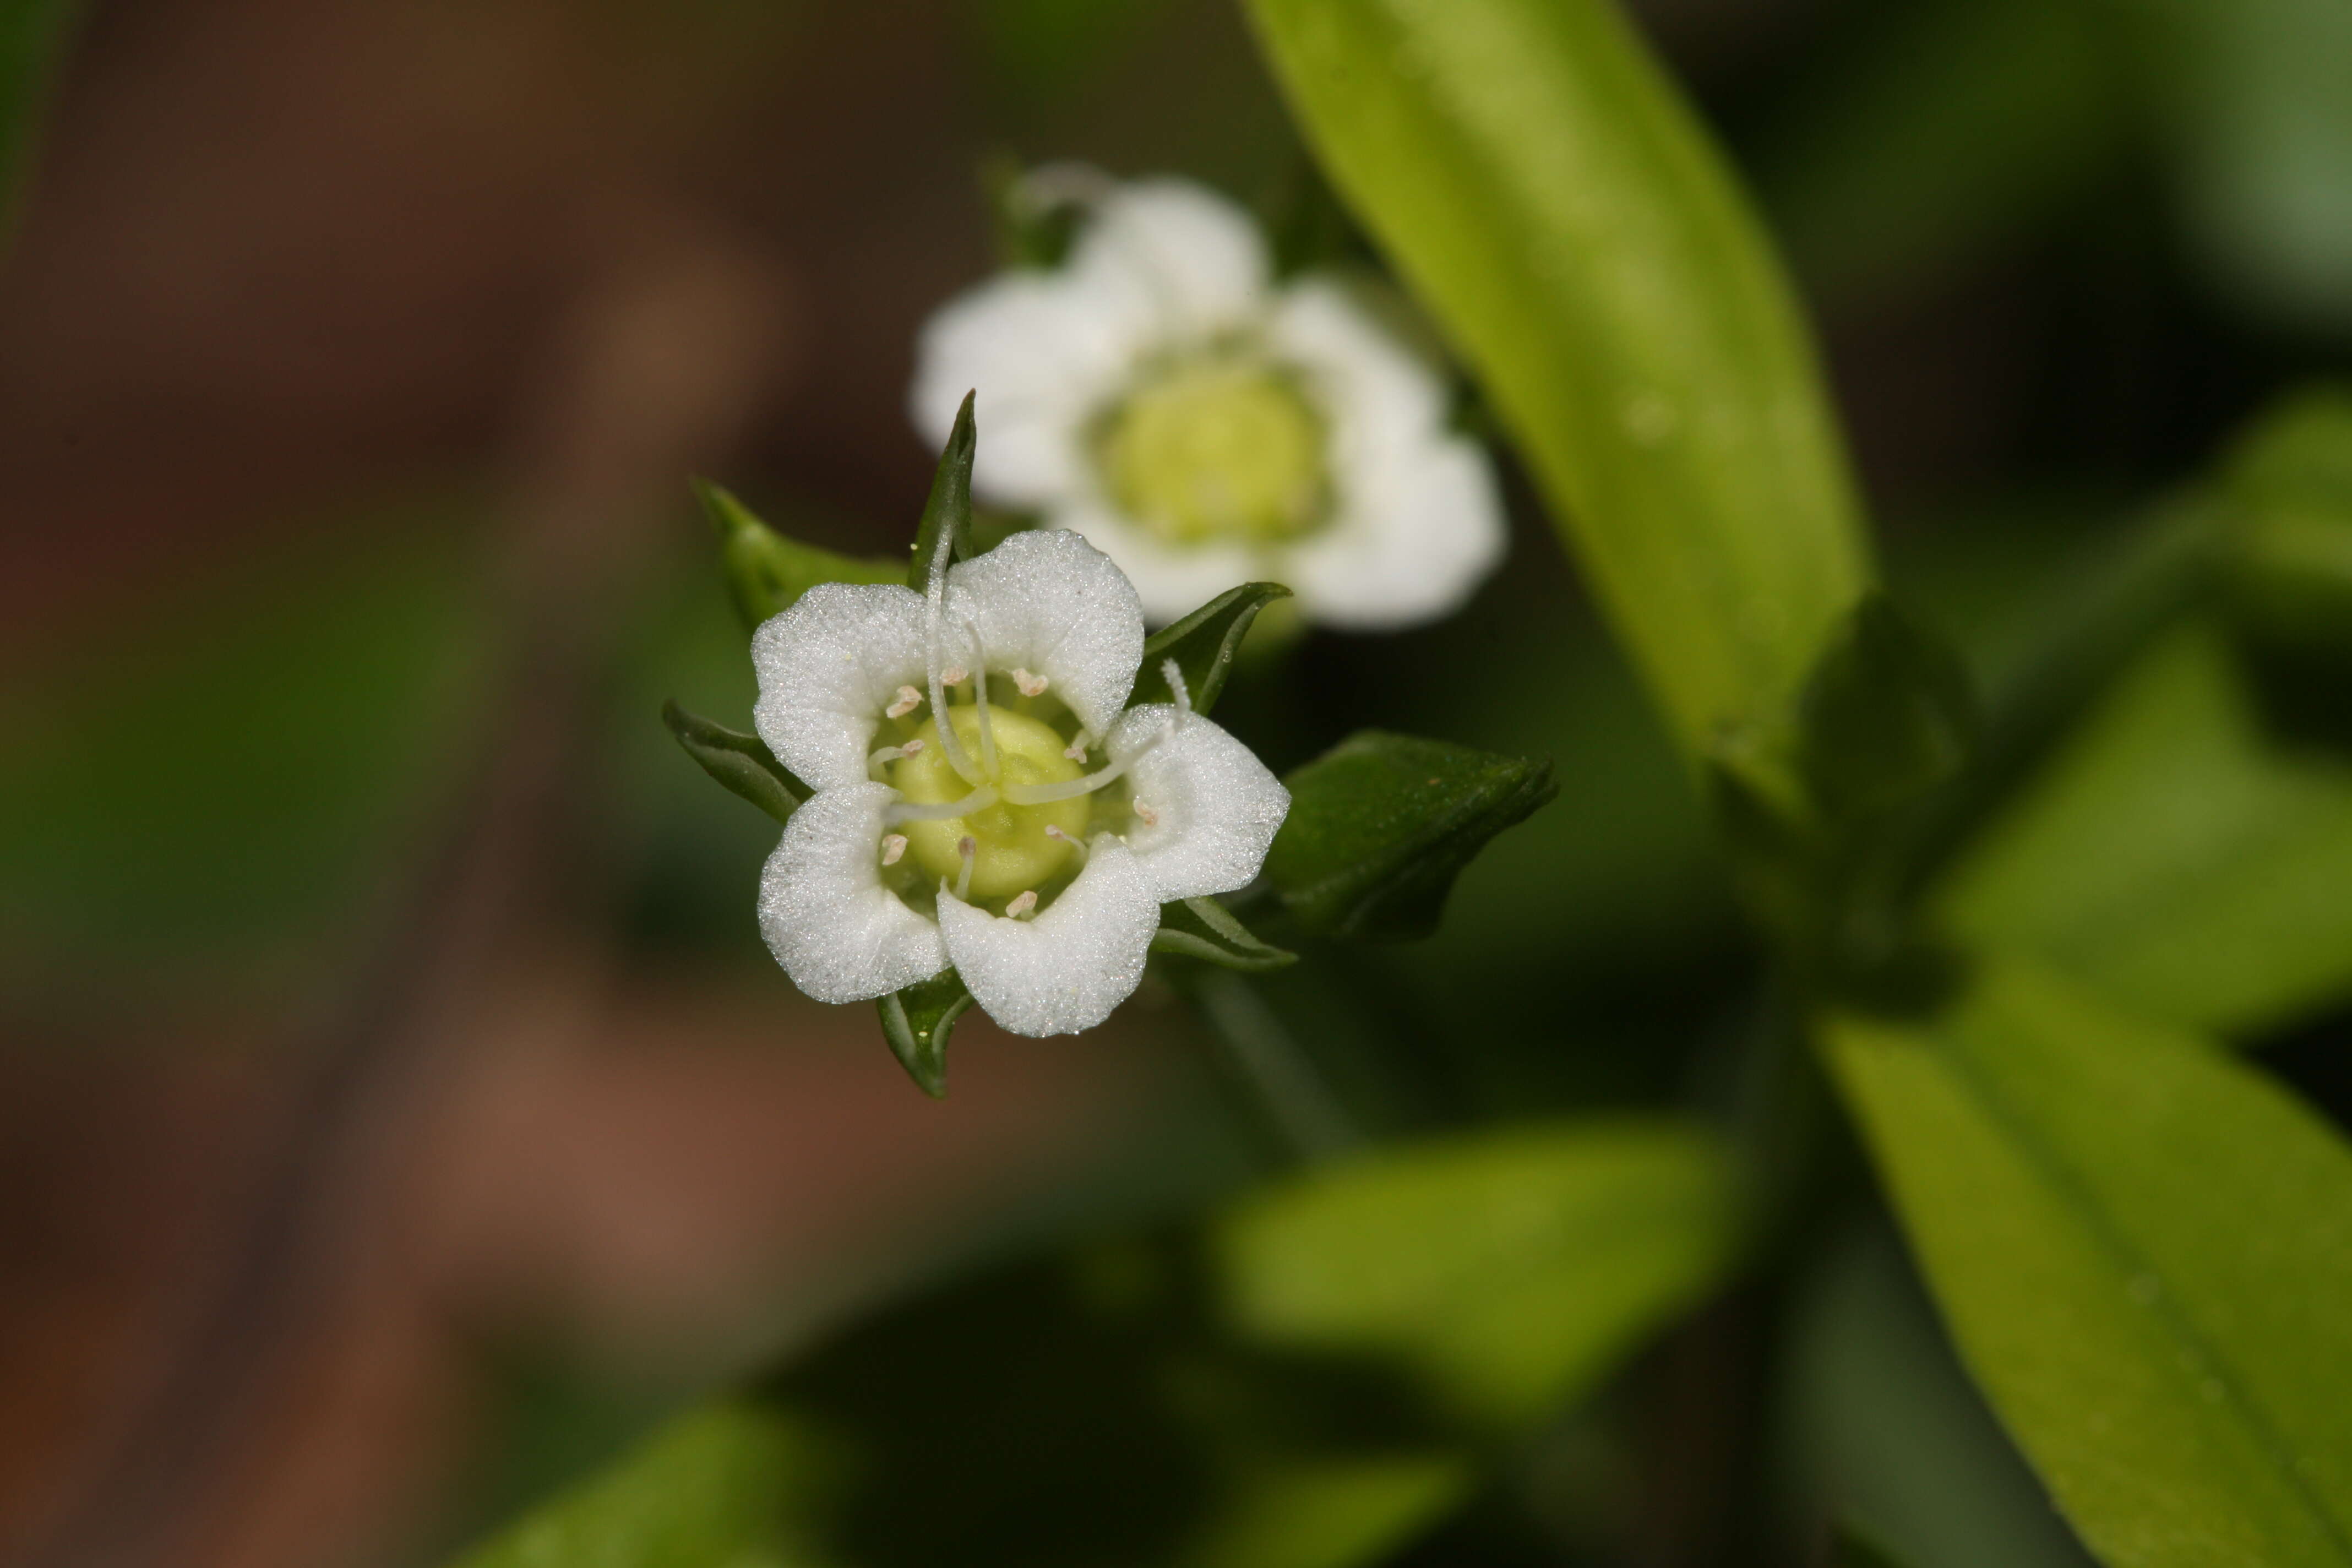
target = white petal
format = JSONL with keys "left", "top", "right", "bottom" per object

{"left": 938, "top": 838, "right": 1158, "bottom": 1037}
{"left": 1046, "top": 499, "right": 1262, "bottom": 627}
{"left": 759, "top": 783, "right": 948, "bottom": 1004}
{"left": 945, "top": 528, "right": 1144, "bottom": 737}
{"left": 1282, "top": 435, "right": 1508, "bottom": 631}
{"left": 1107, "top": 706, "right": 1291, "bottom": 901}
{"left": 910, "top": 266, "right": 1157, "bottom": 508}
{"left": 1071, "top": 178, "right": 1271, "bottom": 340}
{"left": 1267, "top": 277, "right": 1449, "bottom": 458}
{"left": 752, "top": 582, "right": 930, "bottom": 792}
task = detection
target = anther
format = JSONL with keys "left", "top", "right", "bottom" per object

{"left": 940, "top": 665, "right": 969, "bottom": 687}
{"left": 869, "top": 745, "right": 908, "bottom": 769}
{"left": 1133, "top": 799, "right": 1160, "bottom": 827}
{"left": 954, "top": 836, "right": 977, "bottom": 902}
{"left": 879, "top": 834, "right": 907, "bottom": 866}
{"left": 1005, "top": 889, "right": 1038, "bottom": 919}
{"left": 886, "top": 685, "right": 923, "bottom": 719}
{"left": 1012, "top": 667, "right": 1049, "bottom": 698}
{"left": 1044, "top": 823, "right": 1088, "bottom": 864}
{"left": 901, "top": 737, "right": 925, "bottom": 755}
{"left": 1064, "top": 736, "right": 1091, "bottom": 762}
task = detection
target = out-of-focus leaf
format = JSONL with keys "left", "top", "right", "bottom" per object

{"left": 1823, "top": 961, "right": 2352, "bottom": 1568}
{"left": 907, "top": 391, "right": 977, "bottom": 592}
{"left": 2223, "top": 384, "right": 2352, "bottom": 649}
{"left": 2139, "top": 0, "right": 2352, "bottom": 335}
{"left": 1262, "top": 731, "right": 1555, "bottom": 941}
{"left": 449, "top": 1115, "right": 1744, "bottom": 1568}
{"left": 1153, "top": 896, "right": 1298, "bottom": 973}
{"left": 0, "top": 0, "right": 74, "bottom": 242}
{"left": 660, "top": 699, "right": 802, "bottom": 824}
{"left": 1937, "top": 621, "right": 2352, "bottom": 1037}
{"left": 450, "top": 1401, "right": 822, "bottom": 1568}
{"left": 1758, "top": 0, "right": 2131, "bottom": 297}
{"left": 1216, "top": 1118, "right": 1740, "bottom": 1429}
{"left": 1242, "top": 0, "right": 1872, "bottom": 779}
{"left": 1131, "top": 582, "right": 1291, "bottom": 717}
{"left": 1783, "top": 1225, "right": 2095, "bottom": 1568}
{"left": 698, "top": 480, "right": 900, "bottom": 631}
{"left": 1800, "top": 594, "right": 1977, "bottom": 826}
{"left": 875, "top": 969, "right": 972, "bottom": 1098}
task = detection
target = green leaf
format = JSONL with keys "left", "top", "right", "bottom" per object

{"left": 1151, "top": 896, "right": 1299, "bottom": 973}
{"left": 660, "top": 700, "right": 803, "bottom": 825}
{"left": 449, "top": 1400, "right": 821, "bottom": 1568}
{"left": 875, "top": 968, "right": 973, "bottom": 1098}
{"left": 1131, "top": 582, "right": 1291, "bottom": 717}
{"left": 1263, "top": 731, "right": 1556, "bottom": 940}
{"left": 696, "top": 480, "right": 901, "bottom": 631}
{"left": 1240, "top": 0, "right": 1872, "bottom": 776}
{"left": 1937, "top": 621, "right": 2352, "bottom": 1037}
{"left": 0, "top": 0, "right": 75, "bottom": 246}
{"left": 908, "top": 390, "right": 978, "bottom": 592}
{"left": 2223, "top": 384, "right": 2352, "bottom": 651}
{"left": 1214, "top": 1117, "right": 1741, "bottom": 1430}
{"left": 1800, "top": 594, "right": 1978, "bottom": 826}
{"left": 1831, "top": 1526, "right": 1916, "bottom": 1568}
{"left": 1822, "top": 960, "right": 2352, "bottom": 1568}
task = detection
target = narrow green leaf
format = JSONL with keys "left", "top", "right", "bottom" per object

{"left": 2223, "top": 384, "right": 2352, "bottom": 653}
{"left": 1131, "top": 582, "right": 1291, "bottom": 717}
{"left": 1823, "top": 961, "right": 2352, "bottom": 1568}
{"left": 1938, "top": 622, "right": 2352, "bottom": 1037}
{"left": 1215, "top": 1117, "right": 1741, "bottom": 1429}
{"left": 1830, "top": 1526, "right": 1915, "bottom": 1568}
{"left": 908, "top": 390, "right": 978, "bottom": 592}
{"left": 1241, "top": 0, "right": 1872, "bottom": 776}
{"left": 1264, "top": 731, "right": 1556, "bottom": 940}
{"left": 876, "top": 968, "right": 973, "bottom": 1098}
{"left": 1151, "top": 896, "right": 1299, "bottom": 973}
{"left": 0, "top": 0, "right": 75, "bottom": 246}
{"left": 660, "top": 699, "right": 803, "bottom": 825}
{"left": 695, "top": 480, "right": 900, "bottom": 630}
{"left": 1800, "top": 594, "right": 1978, "bottom": 826}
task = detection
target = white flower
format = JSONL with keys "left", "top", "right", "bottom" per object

{"left": 910, "top": 173, "right": 1507, "bottom": 630}
{"left": 750, "top": 527, "right": 1290, "bottom": 1037}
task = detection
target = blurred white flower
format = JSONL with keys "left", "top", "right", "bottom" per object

{"left": 911, "top": 173, "right": 1506, "bottom": 629}
{"left": 750, "top": 527, "right": 1288, "bottom": 1037}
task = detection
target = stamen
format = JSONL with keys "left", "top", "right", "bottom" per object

{"left": 1045, "top": 824, "right": 1088, "bottom": 865}
{"left": 901, "top": 737, "right": 925, "bottom": 755}
{"left": 1012, "top": 667, "right": 1049, "bottom": 697}
{"left": 1000, "top": 715, "right": 1178, "bottom": 805}
{"left": 1005, "top": 889, "right": 1038, "bottom": 919}
{"left": 1064, "top": 734, "right": 1092, "bottom": 763}
{"left": 886, "top": 685, "right": 923, "bottom": 719}
{"left": 959, "top": 618, "right": 998, "bottom": 777}
{"left": 1162, "top": 657, "right": 1191, "bottom": 718}
{"left": 940, "top": 665, "right": 969, "bottom": 687}
{"left": 869, "top": 744, "right": 908, "bottom": 770}
{"left": 885, "top": 782, "right": 999, "bottom": 824}
{"left": 1134, "top": 799, "right": 1160, "bottom": 827}
{"left": 879, "top": 834, "right": 907, "bottom": 866}
{"left": 954, "top": 836, "right": 976, "bottom": 902}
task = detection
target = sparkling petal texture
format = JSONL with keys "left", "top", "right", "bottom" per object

{"left": 1072, "top": 178, "right": 1271, "bottom": 339}
{"left": 938, "top": 837, "right": 1159, "bottom": 1037}
{"left": 910, "top": 265, "right": 1155, "bottom": 507}
{"left": 1107, "top": 705, "right": 1292, "bottom": 901}
{"left": 1042, "top": 500, "right": 1262, "bottom": 627}
{"left": 1284, "top": 437, "right": 1509, "bottom": 630}
{"left": 752, "top": 583, "right": 930, "bottom": 792}
{"left": 945, "top": 528, "right": 1144, "bottom": 738}
{"left": 759, "top": 783, "right": 949, "bottom": 1004}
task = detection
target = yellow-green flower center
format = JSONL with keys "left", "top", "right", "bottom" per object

{"left": 890, "top": 704, "right": 1089, "bottom": 900}
{"left": 1096, "top": 356, "right": 1328, "bottom": 546}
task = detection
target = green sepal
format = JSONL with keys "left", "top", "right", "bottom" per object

{"left": 1798, "top": 594, "right": 1978, "bottom": 827}
{"left": 907, "top": 392, "right": 978, "bottom": 592}
{"left": 1149, "top": 896, "right": 1298, "bottom": 973}
{"left": 661, "top": 700, "right": 805, "bottom": 825}
{"left": 1130, "top": 582, "right": 1292, "bottom": 717}
{"left": 695, "top": 480, "right": 900, "bottom": 631}
{"left": 876, "top": 969, "right": 974, "bottom": 1098}
{"left": 1263, "top": 731, "right": 1557, "bottom": 941}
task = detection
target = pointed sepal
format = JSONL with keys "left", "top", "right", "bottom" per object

{"left": 876, "top": 969, "right": 974, "bottom": 1098}
{"left": 1150, "top": 896, "right": 1298, "bottom": 972}
{"left": 696, "top": 480, "right": 900, "bottom": 630}
{"left": 662, "top": 700, "right": 805, "bottom": 824}
{"left": 908, "top": 391, "right": 978, "bottom": 592}
{"left": 1130, "top": 582, "right": 1292, "bottom": 717}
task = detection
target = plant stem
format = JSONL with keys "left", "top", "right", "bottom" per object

{"left": 1189, "top": 970, "right": 1363, "bottom": 1164}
